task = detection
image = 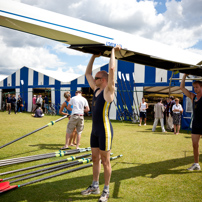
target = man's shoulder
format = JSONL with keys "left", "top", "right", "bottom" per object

{"left": 81, "top": 96, "right": 88, "bottom": 102}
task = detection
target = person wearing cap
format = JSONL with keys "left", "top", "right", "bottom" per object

{"left": 32, "top": 95, "right": 37, "bottom": 112}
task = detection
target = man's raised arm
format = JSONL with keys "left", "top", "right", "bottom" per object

{"left": 180, "top": 74, "right": 194, "bottom": 100}
{"left": 85, "top": 54, "right": 101, "bottom": 91}
{"left": 104, "top": 45, "right": 121, "bottom": 103}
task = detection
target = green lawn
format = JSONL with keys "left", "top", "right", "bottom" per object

{"left": 0, "top": 111, "right": 201, "bottom": 202}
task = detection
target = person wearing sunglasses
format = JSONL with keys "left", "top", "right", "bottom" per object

{"left": 82, "top": 45, "right": 121, "bottom": 202}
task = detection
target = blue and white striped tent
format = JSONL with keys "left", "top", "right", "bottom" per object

{"left": 0, "top": 60, "right": 193, "bottom": 129}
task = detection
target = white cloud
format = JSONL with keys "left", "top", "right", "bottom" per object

{"left": 53, "top": 43, "right": 88, "bottom": 56}
{"left": 0, "top": 74, "right": 8, "bottom": 82}
{"left": 0, "top": 35, "right": 64, "bottom": 74}
{"left": 36, "top": 67, "right": 80, "bottom": 82}
{"left": 0, "top": 0, "right": 202, "bottom": 79}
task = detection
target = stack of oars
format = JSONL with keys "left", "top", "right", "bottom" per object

{"left": 0, "top": 154, "right": 123, "bottom": 194}
{"left": 0, "top": 147, "right": 91, "bottom": 167}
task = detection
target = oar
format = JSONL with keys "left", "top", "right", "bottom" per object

{"left": 0, "top": 155, "right": 122, "bottom": 194}
{"left": 1, "top": 157, "right": 93, "bottom": 184}
{"left": 0, "top": 115, "right": 68, "bottom": 149}
{"left": 0, "top": 153, "right": 90, "bottom": 176}
{"left": 0, "top": 148, "right": 91, "bottom": 167}
{"left": 0, "top": 147, "right": 90, "bottom": 164}
{"left": 0, "top": 153, "right": 91, "bottom": 181}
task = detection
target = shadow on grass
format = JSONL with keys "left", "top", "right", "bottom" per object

{"left": 1, "top": 154, "right": 201, "bottom": 202}
{"left": 28, "top": 143, "right": 65, "bottom": 150}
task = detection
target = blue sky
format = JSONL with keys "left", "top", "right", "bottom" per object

{"left": 0, "top": 0, "right": 202, "bottom": 81}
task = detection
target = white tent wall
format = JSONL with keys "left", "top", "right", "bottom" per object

{"left": 7, "top": 75, "right": 12, "bottom": 87}
{"left": 15, "top": 88, "right": 20, "bottom": 101}
{"left": 28, "top": 68, "right": 34, "bottom": 86}
{"left": 155, "top": 69, "right": 167, "bottom": 83}
{"left": 134, "top": 63, "right": 145, "bottom": 83}
{"left": 27, "top": 88, "right": 33, "bottom": 112}
{"left": 15, "top": 69, "right": 20, "bottom": 86}
{"left": 77, "top": 75, "right": 85, "bottom": 85}
{"left": 51, "top": 88, "right": 55, "bottom": 105}
{"left": 134, "top": 86, "right": 143, "bottom": 112}
{"left": 38, "top": 72, "right": 44, "bottom": 86}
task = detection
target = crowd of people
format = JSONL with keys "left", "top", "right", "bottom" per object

{"left": 138, "top": 95, "right": 183, "bottom": 135}
{"left": 5, "top": 94, "right": 23, "bottom": 114}
{"left": 151, "top": 96, "right": 183, "bottom": 134}
{"left": 2, "top": 55, "right": 201, "bottom": 201}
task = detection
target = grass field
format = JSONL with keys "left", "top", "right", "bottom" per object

{"left": 0, "top": 111, "right": 202, "bottom": 202}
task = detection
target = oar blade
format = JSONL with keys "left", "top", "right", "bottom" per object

{"left": 0, "top": 181, "right": 10, "bottom": 191}
{"left": 0, "top": 185, "right": 18, "bottom": 193}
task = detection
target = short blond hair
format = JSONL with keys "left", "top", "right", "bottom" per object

{"left": 64, "top": 91, "right": 71, "bottom": 98}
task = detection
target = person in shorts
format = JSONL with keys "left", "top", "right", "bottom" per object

{"left": 59, "top": 91, "right": 77, "bottom": 147}
{"left": 180, "top": 74, "right": 202, "bottom": 171}
{"left": 81, "top": 45, "right": 121, "bottom": 202}
{"left": 60, "top": 91, "right": 89, "bottom": 150}
{"left": 139, "top": 97, "right": 148, "bottom": 126}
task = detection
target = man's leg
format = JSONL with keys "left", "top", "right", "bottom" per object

{"left": 187, "top": 134, "right": 201, "bottom": 171}
{"left": 98, "top": 150, "right": 111, "bottom": 201}
{"left": 62, "top": 116, "right": 76, "bottom": 149}
{"left": 152, "top": 118, "right": 158, "bottom": 132}
{"left": 81, "top": 147, "right": 101, "bottom": 195}
{"left": 192, "top": 134, "right": 201, "bottom": 163}
{"left": 139, "top": 117, "right": 142, "bottom": 126}
{"left": 76, "top": 133, "right": 81, "bottom": 149}
{"left": 63, "top": 132, "right": 71, "bottom": 148}
{"left": 8, "top": 104, "right": 11, "bottom": 114}
{"left": 69, "top": 128, "right": 77, "bottom": 146}
{"left": 100, "top": 150, "right": 111, "bottom": 186}
{"left": 160, "top": 118, "right": 166, "bottom": 132}
{"left": 61, "top": 131, "right": 72, "bottom": 149}
{"left": 144, "top": 117, "right": 147, "bottom": 125}
{"left": 92, "top": 148, "right": 101, "bottom": 182}
{"left": 73, "top": 129, "right": 77, "bottom": 145}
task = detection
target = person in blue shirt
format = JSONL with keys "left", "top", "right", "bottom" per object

{"left": 59, "top": 91, "right": 77, "bottom": 147}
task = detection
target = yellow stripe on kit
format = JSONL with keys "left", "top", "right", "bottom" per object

{"left": 103, "top": 102, "right": 111, "bottom": 151}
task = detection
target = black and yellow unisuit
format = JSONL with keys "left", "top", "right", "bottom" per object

{"left": 90, "top": 88, "right": 113, "bottom": 151}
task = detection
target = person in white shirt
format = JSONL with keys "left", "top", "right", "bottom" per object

{"left": 172, "top": 98, "right": 183, "bottom": 135}
{"left": 61, "top": 91, "right": 89, "bottom": 149}
{"left": 36, "top": 94, "right": 43, "bottom": 108}
{"left": 139, "top": 98, "right": 148, "bottom": 126}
